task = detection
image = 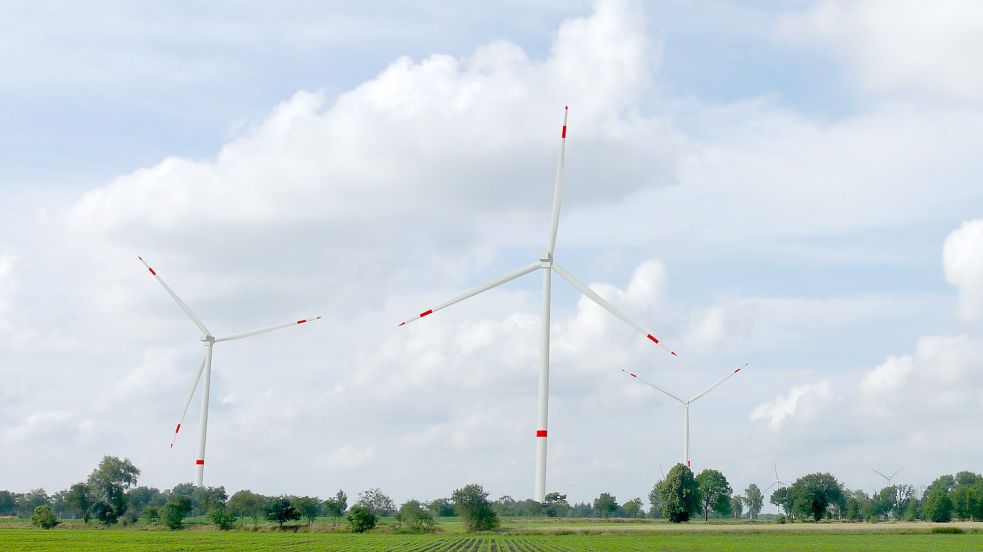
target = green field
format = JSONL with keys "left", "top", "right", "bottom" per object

{"left": 2, "top": 521, "right": 983, "bottom": 551}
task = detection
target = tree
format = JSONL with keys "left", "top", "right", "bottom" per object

{"left": 744, "top": 484, "right": 763, "bottom": 520}
{"left": 0, "top": 491, "right": 16, "bottom": 516}
{"left": 143, "top": 506, "right": 160, "bottom": 526}
{"left": 623, "top": 497, "right": 643, "bottom": 519}
{"left": 16, "top": 489, "right": 49, "bottom": 519}
{"left": 648, "top": 482, "right": 664, "bottom": 518}
{"left": 356, "top": 488, "right": 396, "bottom": 517}
{"left": 228, "top": 490, "right": 264, "bottom": 526}
{"left": 87, "top": 456, "right": 140, "bottom": 525}
{"left": 161, "top": 496, "right": 192, "bottom": 530}
{"left": 695, "top": 469, "right": 732, "bottom": 521}
{"left": 731, "top": 495, "right": 744, "bottom": 519}
{"left": 491, "top": 496, "right": 516, "bottom": 519}
{"left": 922, "top": 488, "right": 953, "bottom": 522}
{"left": 322, "top": 490, "right": 348, "bottom": 526}
{"left": 209, "top": 506, "right": 236, "bottom": 530}
{"left": 192, "top": 486, "right": 227, "bottom": 516}
{"left": 124, "top": 486, "right": 164, "bottom": 523}
{"left": 397, "top": 499, "right": 435, "bottom": 532}
{"left": 659, "top": 464, "right": 700, "bottom": 523}
{"left": 593, "top": 493, "right": 618, "bottom": 519}
{"left": 347, "top": 504, "right": 377, "bottom": 533}
{"left": 789, "top": 473, "right": 845, "bottom": 522}
{"left": 31, "top": 505, "right": 58, "bottom": 529}
{"left": 292, "top": 496, "right": 320, "bottom": 526}
{"left": 64, "top": 483, "right": 94, "bottom": 524}
{"left": 263, "top": 495, "right": 301, "bottom": 528}
{"left": 451, "top": 484, "right": 499, "bottom": 531}
{"left": 770, "top": 486, "right": 793, "bottom": 517}
{"left": 543, "top": 492, "right": 570, "bottom": 517}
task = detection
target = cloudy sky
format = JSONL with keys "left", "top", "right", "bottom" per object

{"left": 2, "top": 0, "right": 983, "bottom": 511}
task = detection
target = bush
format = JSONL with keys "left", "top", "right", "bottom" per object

{"left": 347, "top": 505, "right": 377, "bottom": 533}
{"left": 932, "top": 526, "right": 965, "bottom": 534}
{"left": 776, "top": 514, "right": 788, "bottom": 524}
{"left": 209, "top": 506, "right": 236, "bottom": 530}
{"left": 31, "top": 505, "right": 59, "bottom": 529}
{"left": 143, "top": 506, "right": 160, "bottom": 526}
{"left": 161, "top": 496, "right": 193, "bottom": 530}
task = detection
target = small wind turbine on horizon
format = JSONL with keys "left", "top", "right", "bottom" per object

{"left": 138, "top": 257, "right": 321, "bottom": 486}
{"left": 872, "top": 467, "right": 904, "bottom": 486}
{"left": 621, "top": 364, "right": 745, "bottom": 469}
{"left": 398, "top": 107, "right": 678, "bottom": 502}
{"left": 765, "top": 462, "right": 787, "bottom": 515}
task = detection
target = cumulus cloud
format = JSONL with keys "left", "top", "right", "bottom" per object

{"left": 780, "top": 0, "right": 983, "bottom": 102}
{"left": 311, "top": 444, "right": 376, "bottom": 471}
{"left": 750, "top": 381, "right": 833, "bottom": 432}
{"left": 944, "top": 219, "right": 983, "bottom": 321}
{"left": 3, "top": 410, "right": 93, "bottom": 445}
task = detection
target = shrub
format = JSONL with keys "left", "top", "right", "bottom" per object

{"left": 347, "top": 505, "right": 377, "bottom": 533}
{"left": 209, "top": 506, "right": 236, "bottom": 530}
{"left": 31, "top": 505, "right": 59, "bottom": 529}
{"left": 932, "top": 526, "right": 965, "bottom": 534}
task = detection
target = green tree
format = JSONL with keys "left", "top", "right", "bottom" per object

{"left": 770, "top": 486, "right": 793, "bottom": 517}
{"left": 356, "top": 488, "right": 396, "bottom": 517}
{"left": 124, "top": 486, "right": 163, "bottom": 523}
{"left": 228, "top": 490, "right": 264, "bottom": 526}
{"left": 397, "top": 499, "right": 435, "bottom": 532}
{"left": 346, "top": 504, "right": 377, "bottom": 533}
{"left": 659, "top": 463, "right": 700, "bottom": 523}
{"left": 731, "top": 495, "right": 744, "bottom": 519}
{"left": 16, "top": 489, "right": 48, "bottom": 519}
{"left": 648, "top": 481, "right": 664, "bottom": 518}
{"left": 451, "top": 484, "right": 499, "bottom": 531}
{"left": 192, "top": 486, "right": 227, "bottom": 516}
{"left": 593, "top": 493, "right": 618, "bottom": 519}
{"left": 789, "top": 473, "right": 845, "bottom": 522}
{"left": 922, "top": 488, "right": 953, "bottom": 522}
{"left": 263, "top": 495, "right": 301, "bottom": 528}
{"left": 744, "top": 484, "right": 763, "bottom": 519}
{"left": 322, "top": 490, "right": 348, "bottom": 526}
{"left": 0, "top": 491, "right": 16, "bottom": 515}
{"left": 161, "top": 496, "right": 192, "bottom": 530}
{"left": 623, "top": 497, "right": 643, "bottom": 518}
{"left": 31, "top": 505, "right": 58, "bottom": 529}
{"left": 491, "top": 496, "right": 515, "bottom": 519}
{"left": 87, "top": 456, "right": 140, "bottom": 525}
{"left": 292, "top": 496, "right": 320, "bottom": 526}
{"left": 543, "top": 492, "right": 570, "bottom": 517}
{"left": 695, "top": 469, "right": 732, "bottom": 521}
{"left": 65, "top": 483, "right": 94, "bottom": 524}
{"left": 208, "top": 506, "right": 236, "bottom": 530}
{"left": 143, "top": 506, "right": 160, "bottom": 526}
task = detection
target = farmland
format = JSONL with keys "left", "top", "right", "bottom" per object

{"left": 2, "top": 520, "right": 982, "bottom": 551}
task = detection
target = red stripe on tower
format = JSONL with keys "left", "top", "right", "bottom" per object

{"left": 536, "top": 430, "right": 548, "bottom": 438}
{"left": 419, "top": 309, "right": 433, "bottom": 318}
{"left": 195, "top": 459, "right": 204, "bottom": 465}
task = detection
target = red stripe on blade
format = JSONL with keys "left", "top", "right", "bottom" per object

{"left": 646, "top": 334, "right": 660, "bottom": 344}
{"left": 536, "top": 430, "right": 547, "bottom": 438}
{"left": 561, "top": 125, "right": 567, "bottom": 139}
{"left": 195, "top": 459, "right": 204, "bottom": 465}
{"left": 419, "top": 309, "right": 433, "bottom": 318}
{"left": 175, "top": 423, "right": 181, "bottom": 433}
{"left": 630, "top": 373, "right": 637, "bottom": 378}
{"left": 297, "top": 319, "right": 307, "bottom": 324}
{"left": 148, "top": 267, "right": 156, "bottom": 276}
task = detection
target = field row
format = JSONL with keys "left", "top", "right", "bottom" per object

{"left": 2, "top": 529, "right": 983, "bottom": 551}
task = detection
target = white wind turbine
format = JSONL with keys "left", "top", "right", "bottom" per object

{"left": 138, "top": 257, "right": 321, "bottom": 486}
{"left": 398, "top": 107, "right": 677, "bottom": 502}
{"left": 872, "top": 467, "right": 904, "bottom": 486}
{"left": 765, "top": 462, "right": 787, "bottom": 514}
{"left": 621, "top": 364, "right": 745, "bottom": 469}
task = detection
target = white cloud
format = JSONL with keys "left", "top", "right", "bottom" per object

{"left": 311, "top": 445, "right": 376, "bottom": 471}
{"left": 3, "top": 410, "right": 92, "bottom": 445}
{"left": 944, "top": 219, "right": 983, "bottom": 321}
{"left": 780, "top": 0, "right": 983, "bottom": 102}
{"left": 860, "top": 355, "right": 914, "bottom": 395}
{"left": 750, "top": 381, "right": 833, "bottom": 432}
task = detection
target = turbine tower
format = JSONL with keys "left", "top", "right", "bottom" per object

{"left": 621, "top": 364, "right": 745, "bottom": 468}
{"left": 398, "top": 107, "right": 677, "bottom": 502}
{"left": 138, "top": 257, "right": 320, "bottom": 486}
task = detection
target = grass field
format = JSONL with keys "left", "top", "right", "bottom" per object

{"left": 2, "top": 518, "right": 983, "bottom": 551}
{"left": 2, "top": 528, "right": 982, "bottom": 551}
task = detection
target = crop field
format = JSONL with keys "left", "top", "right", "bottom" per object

{"left": 2, "top": 528, "right": 983, "bottom": 551}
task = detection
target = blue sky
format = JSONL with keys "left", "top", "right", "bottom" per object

{"left": 2, "top": 0, "right": 983, "bottom": 510}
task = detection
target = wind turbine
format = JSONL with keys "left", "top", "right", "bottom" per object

{"left": 138, "top": 257, "right": 321, "bottom": 486}
{"left": 398, "top": 107, "right": 677, "bottom": 502}
{"left": 872, "top": 467, "right": 904, "bottom": 486}
{"left": 765, "top": 462, "right": 787, "bottom": 515}
{"left": 621, "top": 364, "right": 745, "bottom": 469}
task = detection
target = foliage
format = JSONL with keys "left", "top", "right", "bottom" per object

{"left": 192, "top": 486, "right": 227, "bottom": 517}
{"left": 346, "top": 504, "right": 377, "bottom": 533}
{"left": 31, "top": 505, "right": 58, "bottom": 529}
{"left": 730, "top": 495, "right": 744, "bottom": 518}
{"left": 322, "top": 490, "right": 348, "bottom": 523}
{"left": 356, "top": 488, "right": 396, "bottom": 517}
{"left": 0, "top": 490, "right": 16, "bottom": 516}
{"left": 789, "top": 473, "right": 845, "bottom": 522}
{"left": 262, "top": 496, "right": 301, "bottom": 528}
{"left": 770, "top": 486, "right": 793, "bottom": 517}
{"left": 451, "top": 484, "right": 499, "bottom": 532}
{"left": 228, "top": 490, "right": 265, "bottom": 526}
{"left": 123, "top": 486, "right": 163, "bottom": 523}
{"left": 695, "top": 469, "right": 732, "bottom": 521}
{"left": 208, "top": 506, "right": 236, "bottom": 530}
{"left": 593, "top": 493, "right": 618, "bottom": 519}
{"left": 922, "top": 488, "right": 954, "bottom": 522}
{"left": 142, "top": 506, "right": 159, "bottom": 526}
{"left": 659, "top": 463, "right": 700, "bottom": 523}
{"left": 396, "top": 499, "right": 435, "bottom": 533}
{"left": 87, "top": 456, "right": 140, "bottom": 526}
{"left": 543, "top": 492, "right": 570, "bottom": 517}
{"left": 623, "top": 497, "right": 644, "bottom": 518}
{"left": 291, "top": 496, "right": 320, "bottom": 526}
{"left": 16, "top": 489, "right": 49, "bottom": 519}
{"left": 429, "top": 497, "right": 456, "bottom": 517}
{"left": 161, "top": 496, "right": 192, "bottom": 530}
{"left": 744, "top": 484, "right": 763, "bottom": 519}
{"left": 647, "top": 482, "right": 664, "bottom": 518}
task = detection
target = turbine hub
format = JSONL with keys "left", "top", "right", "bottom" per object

{"left": 201, "top": 335, "right": 215, "bottom": 344}
{"left": 539, "top": 250, "right": 552, "bottom": 268}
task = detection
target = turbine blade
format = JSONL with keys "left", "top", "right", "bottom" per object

{"left": 872, "top": 468, "right": 889, "bottom": 480}
{"left": 775, "top": 462, "right": 780, "bottom": 481}
{"left": 552, "top": 262, "right": 677, "bottom": 357}
{"left": 398, "top": 262, "right": 541, "bottom": 326}
{"left": 545, "top": 106, "right": 568, "bottom": 256}
{"left": 689, "top": 363, "right": 746, "bottom": 403}
{"left": 169, "top": 352, "right": 207, "bottom": 449}
{"left": 138, "top": 257, "right": 211, "bottom": 336}
{"left": 620, "top": 369, "right": 686, "bottom": 403}
{"left": 765, "top": 481, "right": 778, "bottom": 492}
{"left": 890, "top": 467, "right": 904, "bottom": 479}
{"left": 215, "top": 316, "right": 322, "bottom": 343}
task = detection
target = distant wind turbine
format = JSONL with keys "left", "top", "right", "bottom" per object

{"left": 398, "top": 107, "right": 677, "bottom": 501}
{"left": 872, "top": 467, "right": 904, "bottom": 486}
{"left": 138, "top": 257, "right": 320, "bottom": 486}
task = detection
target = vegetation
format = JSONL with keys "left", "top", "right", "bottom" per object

{"left": 346, "top": 505, "right": 377, "bottom": 533}
{"left": 30, "top": 505, "right": 58, "bottom": 529}
{"left": 262, "top": 496, "right": 301, "bottom": 528}
{"left": 451, "top": 484, "right": 498, "bottom": 531}
{"left": 660, "top": 464, "right": 700, "bottom": 522}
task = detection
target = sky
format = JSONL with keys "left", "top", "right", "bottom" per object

{"left": 2, "top": 0, "right": 983, "bottom": 511}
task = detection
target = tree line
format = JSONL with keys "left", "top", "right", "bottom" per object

{"left": 4, "top": 457, "right": 983, "bottom": 532}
